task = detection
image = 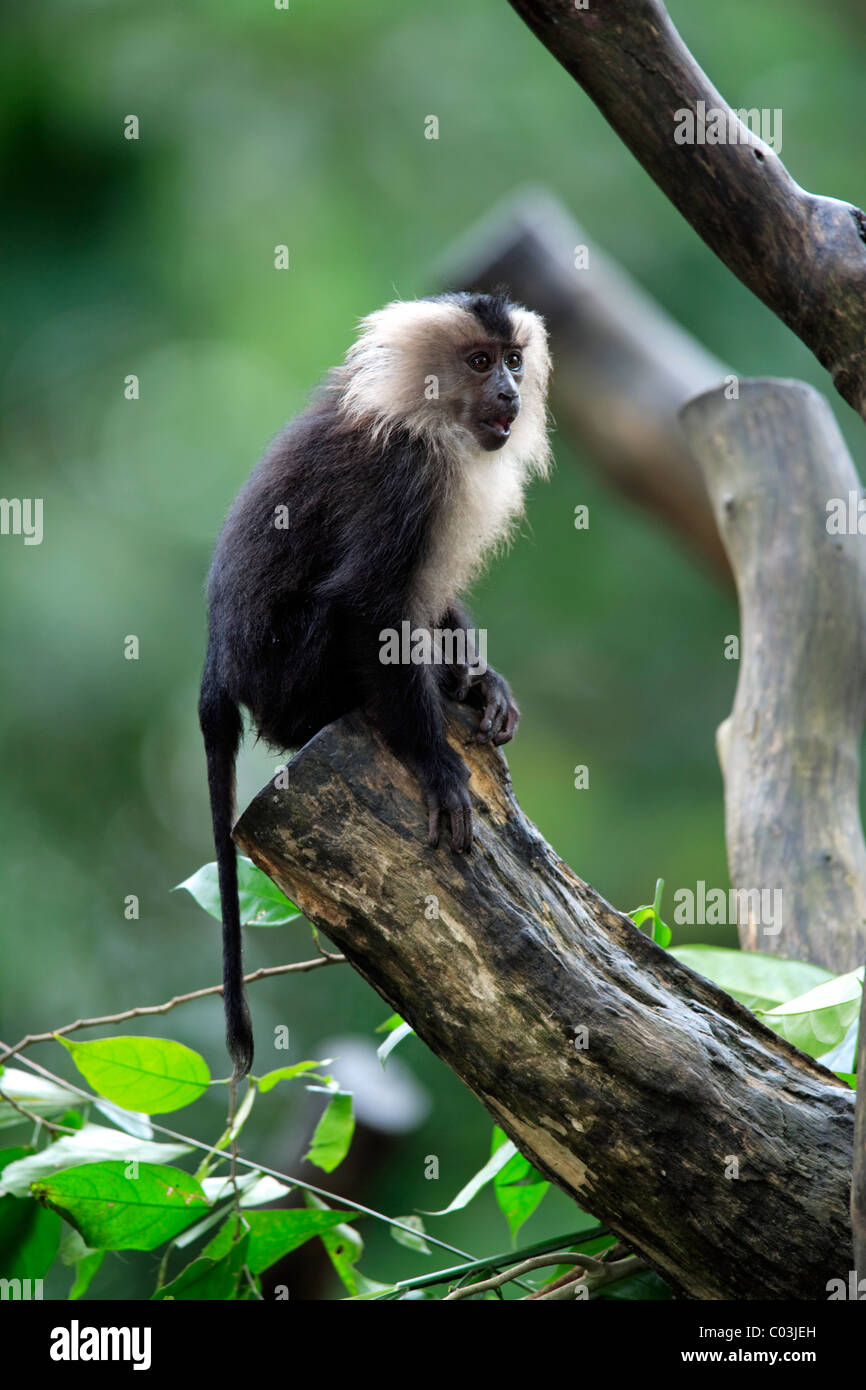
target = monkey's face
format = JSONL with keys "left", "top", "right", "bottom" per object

{"left": 453, "top": 343, "right": 524, "bottom": 452}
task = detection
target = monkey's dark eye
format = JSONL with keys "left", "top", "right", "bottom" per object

{"left": 505, "top": 350, "right": 523, "bottom": 371}
{"left": 467, "top": 352, "right": 491, "bottom": 372}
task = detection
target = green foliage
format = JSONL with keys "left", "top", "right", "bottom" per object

{"left": 1, "top": 852, "right": 859, "bottom": 1301}
{"left": 490, "top": 1126, "right": 549, "bottom": 1241}
{"left": 670, "top": 943, "right": 860, "bottom": 1082}
{"left": 154, "top": 1230, "right": 251, "bottom": 1301}
{"left": 304, "top": 1092, "right": 355, "bottom": 1173}
{"left": 389, "top": 1215, "right": 430, "bottom": 1255}
{"left": 0, "top": 1125, "right": 191, "bottom": 1196}
{"left": 33, "top": 1161, "right": 210, "bottom": 1251}
{"left": 256, "top": 1061, "right": 332, "bottom": 1093}
{"left": 376, "top": 1020, "right": 414, "bottom": 1066}
{"left": 0, "top": 1146, "right": 60, "bottom": 1278}
{"left": 203, "top": 1208, "right": 356, "bottom": 1274}
{"left": 629, "top": 878, "right": 673, "bottom": 947}
{"left": 176, "top": 857, "right": 301, "bottom": 928}
{"left": 670, "top": 945, "right": 832, "bottom": 1012}
{"left": 59, "top": 1036, "right": 210, "bottom": 1114}
{"left": 758, "top": 969, "right": 863, "bottom": 1065}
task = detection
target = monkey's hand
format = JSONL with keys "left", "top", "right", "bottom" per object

{"left": 424, "top": 751, "right": 473, "bottom": 855}
{"left": 457, "top": 667, "right": 520, "bottom": 746}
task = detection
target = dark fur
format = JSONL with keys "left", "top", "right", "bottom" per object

{"left": 200, "top": 294, "right": 528, "bottom": 1078}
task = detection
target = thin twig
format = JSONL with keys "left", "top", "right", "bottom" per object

{"left": 0, "top": 1089, "right": 80, "bottom": 1137}
{"left": 528, "top": 1255, "right": 648, "bottom": 1301}
{"left": 0, "top": 955, "right": 345, "bottom": 1066}
{"left": 443, "top": 1252, "right": 601, "bottom": 1300}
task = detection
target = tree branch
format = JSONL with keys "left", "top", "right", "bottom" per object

{"left": 234, "top": 706, "right": 853, "bottom": 1300}
{"left": 506, "top": 0, "right": 866, "bottom": 419}
{"left": 680, "top": 379, "right": 866, "bottom": 972}
{"left": 0, "top": 955, "right": 344, "bottom": 1067}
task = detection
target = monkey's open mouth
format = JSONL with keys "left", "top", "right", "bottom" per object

{"left": 481, "top": 414, "right": 516, "bottom": 440}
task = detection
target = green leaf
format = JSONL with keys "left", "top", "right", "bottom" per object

{"left": 203, "top": 1207, "right": 356, "bottom": 1275}
{"left": 304, "top": 1193, "right": 385, "bottom": 1297}
{"left": 69, "top": 1250, "right": 104, "bottom": 1300}
{"left": 670, "top": 945, "right": 833, "bottom": 1011}
{"left": 374, "top": 1013, "right": 405, "bottom": 1034}
{"left": 59, "top": 1227, "right": 104, "bottom": 1301}
{"left": 817, "top": 1017, "right": 860, "bottom": 1075}
{"left": 257, "top": 1061, "right": 331, "bottom": 1093}
{"left": 422, "top": 1138, "right": 518, "bottom": 1216}
{"left": 629, "top": 879, "right": 673, "bottom": 947}
{"left": 32, "top": 1161, "right": 210, "bottom": 1251}
{"left": 390, "top": 1214, "right": 430, "bottom": 1255}
{"left": 492, "top": 1128, "right": 549, "bottom": 1240}
{"left": 153, "top": 1230, "right": 250, "bottom": 1300}
{"left": 176, "top": 857, "right": 301, "bottom": 927}
{"left": 176, "top": 1171, "right": 293, "bottom": 1251}
{"left": 59, "top": 1036, "right": 210, "bottom": 1114}
{"left": 304, "top": 1092, "right": 354, "bottom": 1173}
{"left": 757, "top": 969, "right": 863, "bottom": 1059}
{"left": 0, "top": 1124, "right": 191, "bottom": 1197}
{"left": 377, "top": 1021, "right": 414, "bottom": 1067}
{"left": 0, "top": 1148, "right": 61, "bottom": 1279}
{"left": 0, "top": 1145, "right": 31, "bottom": 1173}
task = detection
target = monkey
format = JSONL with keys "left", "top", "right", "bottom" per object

{"left": 199, "top": 290, "right": 552, "bottom": 1078}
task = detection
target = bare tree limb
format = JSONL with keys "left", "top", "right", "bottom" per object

{"left": 506, "top": 0, "right": 866, "bottom": 420}
{"left": 0, "top": 955, "right": 345, "bottom": 1068}
{"left": 680, "top": 379, "right": 866, "bottom": 972}
{"left": 234, "top": 707, "right": 853, "bottom": 1300}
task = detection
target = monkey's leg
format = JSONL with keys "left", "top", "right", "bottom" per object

{"left": 437, "top": 604, "right": 520, "bottom": 747}
{"left": 363, "top": 643, "right": 473, "bottom": 854}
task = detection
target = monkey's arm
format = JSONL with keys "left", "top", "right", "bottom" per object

{"left": 437, "top": 603, "right": 520, "bottom": 747}
{"left": 359, "top": 630, "right": 473, "bottom": 853}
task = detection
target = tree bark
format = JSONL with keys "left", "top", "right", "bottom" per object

{"left": 438, "top": 189, "right": 731, "bottom": 577}
{"left": 234, "top": 706, "right": 853, "bottom": 1300}
{"left": 680, "top": 379, "right": 866, "bottom": 973}
{"left": 506, "top": 0, "right": 866, "bottom": 421}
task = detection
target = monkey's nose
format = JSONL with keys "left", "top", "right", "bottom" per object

{"left": 498, "top": 389, "right": 519, "bottom": 409}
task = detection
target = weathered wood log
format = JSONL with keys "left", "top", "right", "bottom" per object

{"left": 234, "top": 706, "right": 853, "bottom": 1300}
{"left": 506, "top": 0, "right": 866, "bottom": 421}
{"left": 438, "top": 189, "right": 731, "bottom": 576}
{"left": 680, "top": 380, "right": 866, "bottom": 973}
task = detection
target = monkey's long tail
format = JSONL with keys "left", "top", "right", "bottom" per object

{"left": 198, "top": 672, "right": 254, "bottom": 1080}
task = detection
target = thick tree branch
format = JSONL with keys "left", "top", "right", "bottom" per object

{"left": 680, "top": 379, "right": 866, "bottom": 972}
{"left": 507, "top": 0, "right": 866, "bottom": 419}
{"left": 234, "top": 707, "right": 853, "bottom": 1300}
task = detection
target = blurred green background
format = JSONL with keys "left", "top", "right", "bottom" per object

{"left": 2, "top": 0, "right": 865, "bottom": 1297}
